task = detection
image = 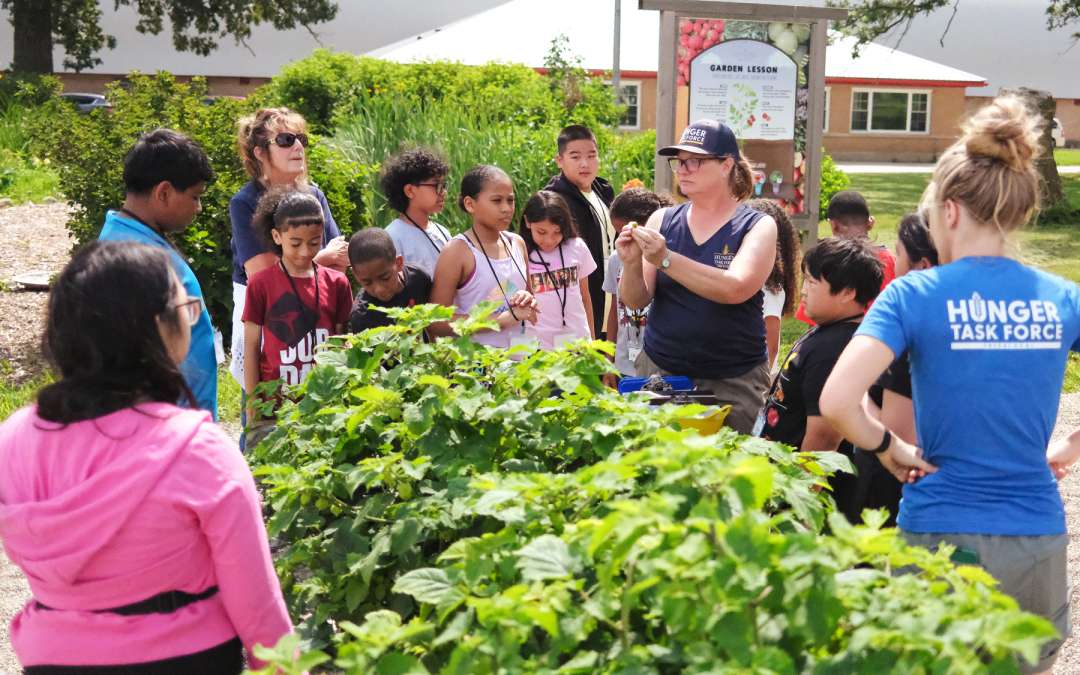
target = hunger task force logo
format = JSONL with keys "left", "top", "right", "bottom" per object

{"left": 713, "top": 244, "right": 735, "bottom": 269}
{"left": 947, "top": 292, "right": 1063, "bottom": 350}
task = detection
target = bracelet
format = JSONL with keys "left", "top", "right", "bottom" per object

{"left": 866, "top": 429, "right": 892, "bottom": 454}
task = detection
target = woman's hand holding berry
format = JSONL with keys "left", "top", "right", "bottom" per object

{"left": 631, "top": 227, "right": 669, "bottom": 267}
{"left": 615, "top": 226, "right": 643, "bottom": 265}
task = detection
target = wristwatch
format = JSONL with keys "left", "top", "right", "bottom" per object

{"left": 660, "top": 254, "right": 671, "bottom": 269}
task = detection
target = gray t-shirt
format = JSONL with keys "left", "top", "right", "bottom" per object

{"left": 603, "top": 254, "right": 650, "bottom": 376}
{"left": 385, "top": 217, "right": 452, "bottom": 278}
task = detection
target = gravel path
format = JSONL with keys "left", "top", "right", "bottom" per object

{"left": 3, "top": 202, "right": 1080, "bottom": 672}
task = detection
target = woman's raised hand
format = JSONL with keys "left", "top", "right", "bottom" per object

{"left": 615, "top": 226, "right": 642, "bottom": 265}
{"left": 630, "top": 226, "right": 670, "bottom": 268}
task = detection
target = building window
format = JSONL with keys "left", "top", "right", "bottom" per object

{"left": 617, "top": 81, "right": 640, "bottom": 130}
{"left": 824, "top": 87, "right": 831, "bottom": 132}
{"left": 850, "top": 90, "right": 931, "bottom": 133}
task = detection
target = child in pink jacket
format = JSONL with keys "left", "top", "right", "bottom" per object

{"left": 0, "top": 240, "right": 291, "bottom": 672}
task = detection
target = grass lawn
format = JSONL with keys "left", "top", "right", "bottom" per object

{"left": 1055, "top": 148, "right": 1080, "bottom": 166}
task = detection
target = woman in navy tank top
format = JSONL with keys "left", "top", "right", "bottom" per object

{"left": 617, "top": 120, "right": 777, "bottom": 433}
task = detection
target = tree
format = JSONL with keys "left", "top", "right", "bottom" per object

{"left": 3, "top": 0, "right": 338, "bottom": 75}
{"left": 830, "top": 0, "right": 1079, "bottom": 210}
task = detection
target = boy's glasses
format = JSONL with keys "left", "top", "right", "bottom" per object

{"left": 167, "top": 297, "right": 203, "bottom": 327}
{"left": 270, "top": 132, "right": 309, "bottom": 149}
{"left": 668, "top": 156, "right": 723, "bottom": 173}
{"left": 416, "top": 182, "right": 448, "bottom": 195}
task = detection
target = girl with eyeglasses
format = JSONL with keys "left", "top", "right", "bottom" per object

{"left": 0, "top": 241, "right": 292, "bottom": 673}
{"left": 380, "top": 147, "right": 453, "bottom": 278}
{"left": 617, "top": 119, "right": 778, "bottom": 433}
{"left": 228, "top": 108, "right": 348, "bottom": 446}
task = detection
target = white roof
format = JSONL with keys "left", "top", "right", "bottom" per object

{"left": 0, "top": 0, "right": 508, "bottom": 78}
{"left": 374, "top": 0, "right": 986, "bottom": 86}
{"left": 826, "top": 35, "right": 985, "bottom": 85}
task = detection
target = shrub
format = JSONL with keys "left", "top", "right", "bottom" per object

{"left": 819, "top": 151, "right": 850, "bottom": 217}
{"left": 247, "top": 306, "right": 1057, "bottom": 673}
{"left": 268, "top": 49, "right": 619, "bottom": 135}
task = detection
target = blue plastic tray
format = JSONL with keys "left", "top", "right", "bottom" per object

{"left": 617, "top": 375, "right": 694, "bottom": 395}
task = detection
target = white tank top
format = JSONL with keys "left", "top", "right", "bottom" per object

{"left": 452, "top": 233, "right": 529, "bottom": 348}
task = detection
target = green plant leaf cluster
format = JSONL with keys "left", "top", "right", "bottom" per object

{"left": 246, "top": 305, "right": 1056, "bottom": 674}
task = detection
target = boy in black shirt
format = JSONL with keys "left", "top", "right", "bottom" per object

{"left": 348, "top": 228, "right": 433, "bottom": 333}
{"left": 759, "top": 237, "right": 883, "bottom": 522}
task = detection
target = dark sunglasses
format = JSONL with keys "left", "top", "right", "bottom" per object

{"left": 269, "top": 132, "right": 309, "bottom": 149}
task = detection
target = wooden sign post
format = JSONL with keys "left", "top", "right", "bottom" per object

{"left": 640, "top": 0, "right": 847, "bottom": 245}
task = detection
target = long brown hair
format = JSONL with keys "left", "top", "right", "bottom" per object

{"left": 748, "top": 198, "right": 799, "bottom": 315}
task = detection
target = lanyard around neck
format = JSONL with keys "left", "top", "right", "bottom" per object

{"left": 279, "top": 260, "right": 321, "bottom": 336}
{"left": 530, "top": 242, "right": 568, "bottom": 326}
{"left": 470, "top": 229, "right": 527, "bottom": 313}
{"left": 403, "top": 213, "right": 447, "bottom": 255}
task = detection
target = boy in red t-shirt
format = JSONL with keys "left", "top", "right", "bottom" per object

{"left": 795, "top": 190, "right": 895, "bottom": 325}
{"left": 242, "top": 187, "right": 353, "bottom": 447}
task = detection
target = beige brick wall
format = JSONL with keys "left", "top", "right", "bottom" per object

{"left": 824, "top": 84, "right": 969, "bottom": 162}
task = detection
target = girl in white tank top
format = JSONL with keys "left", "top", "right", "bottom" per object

{"left": 429, "top": 165, "right": 538, "bottom": 347}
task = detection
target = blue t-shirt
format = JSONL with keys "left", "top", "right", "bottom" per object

{"left": 98, "top": 210, "right": 219, "bottom": 420}
{"left": 643, "top": 202, "right": 767, "bottom": 379}
{"left": 229, "top": 181, "right": 341, "bottom": 285}
{"left": 858, "top": 257, "right": 1080, "bottom": 536}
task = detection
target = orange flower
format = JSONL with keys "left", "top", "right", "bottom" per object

{"left": 622, "top": 178, "right": 645, "bottom": 191}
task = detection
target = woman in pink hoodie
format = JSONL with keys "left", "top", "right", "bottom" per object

{"left": 0, "top": 241, "right": 292, "bottom": 672}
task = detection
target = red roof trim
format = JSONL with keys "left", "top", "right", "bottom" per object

{"left": 826, "top": 76, "right": 986, "bottom": 88}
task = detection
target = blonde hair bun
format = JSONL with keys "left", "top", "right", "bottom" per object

{"left": 962, "top": 95, "right": 1040, "bottom": 172}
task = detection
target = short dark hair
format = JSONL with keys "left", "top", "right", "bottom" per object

{"left": 826, "top": 190, "right": 871, "bottom": 226}
{"left": 252, "top": 187, "right": 324, "bottom": 254}
{"left": 378, "top": 148, "right": 450, "bottom": 213}
{"left": 38, "top": 241, "right": 194, "bottom": 424}
{"left": 802, "top": 237, "right": 883, "bottom": 306}
{"left": 458, "top": 165, "right": 511, "bottom": 212}
{"left": 349, "top": 227, "right": 397, "bottom": 266}
{"left": 609, "top": 187, "right": 674, "bottom": 226}
{"left": 557, "top": 124, "right": 597, "bottom": 154}
{"left": 123, "top": 128, "right": 214, "bottom": 195}
{"left": 897, "top": 212, "right": 939, "bottom": 267}
{"left": 520, "top": 190, "right": 577, "bottom": 251}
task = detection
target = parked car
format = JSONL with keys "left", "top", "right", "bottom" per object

{"left": 1052, "top": 117, "right": 1065, "bottom": 148}
{"left": 59, "top": 93, "right": 111, "bottom": 113}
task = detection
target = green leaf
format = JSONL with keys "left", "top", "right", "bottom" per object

{"left": 393, "top": 568, "right": 455, "bottom": 605}
{"left": 375, "top": 652, "right": 428, "bottom": 674}
{"left": 516, "top": 535, "right": 580, "bottom": 582}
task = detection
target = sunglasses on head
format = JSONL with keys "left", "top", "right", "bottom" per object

{"left": 269, "top": 132, "right": 309, "bottom": 149}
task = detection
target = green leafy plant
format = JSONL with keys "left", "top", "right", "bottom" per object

{"left": 819, "top": 152, "right": 850, "bottom": 217}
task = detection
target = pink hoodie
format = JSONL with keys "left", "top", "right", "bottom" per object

{"left": 0, "top": 403, "right": 291, "bottom": 667}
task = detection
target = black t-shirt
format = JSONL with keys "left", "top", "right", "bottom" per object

{"left": 348, "top": 264, "right": 432, "bottom": 333}
{"left": 762, "top": 320, "right": 859, "bottom": 450}
{"left": 878, "top": 351, "right": 912, "bottom": 399}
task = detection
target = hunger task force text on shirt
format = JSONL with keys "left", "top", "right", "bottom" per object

{"left": 947, "top": 293, "right": 1064, "bottom": 349}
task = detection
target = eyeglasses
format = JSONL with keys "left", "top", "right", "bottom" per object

{"left": 668, "top": 156, "right": 725, "bottom": 173}
{"left": 270, "top": 132, "right": 309, "bottom": 149}
{"left": 415, "top": 182, "right": 448, "bottom": 195}
{"left": 168, "top": 297, "right": 203, "bottom": 327}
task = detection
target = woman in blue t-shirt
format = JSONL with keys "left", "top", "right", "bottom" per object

{"left": 228, "top": 108, "right": 349, "bottom": 388}
{"left": 820, "top": 96, "right": 1080, "bottom": 673}
{"left": 617, "top": 119, "right": 777, "bottom": 433}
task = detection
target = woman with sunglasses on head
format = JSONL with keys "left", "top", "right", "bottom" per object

{"left": 229, "top": 109, "right": 348, "bottom": 439}
{"left": 0, "top": 241, "right": 291, "bottom": 673}
{"left": 617, "top": 120, "right": 777, "bottom": 433}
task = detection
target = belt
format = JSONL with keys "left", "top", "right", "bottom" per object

{"left": 35, "top": 586, "right": 219, "bottom": 616}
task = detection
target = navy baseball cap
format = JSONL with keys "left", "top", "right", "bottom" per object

{"left": 658, "top": 119, "right": 741, "bottom": 160}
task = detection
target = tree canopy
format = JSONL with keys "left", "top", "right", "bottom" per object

{"left": 3, "top": 0, "right": 338, "bottom": 74}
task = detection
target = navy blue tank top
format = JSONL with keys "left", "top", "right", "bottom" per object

{"left": 643, "top": 202, "right": 766, "bottom": 378}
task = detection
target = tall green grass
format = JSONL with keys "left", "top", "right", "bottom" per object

{"left": 330, "top": 92, "right": 655, "bottom": 234}
{"left": 0, "top": 93, "right": 60, "bottom": 203}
